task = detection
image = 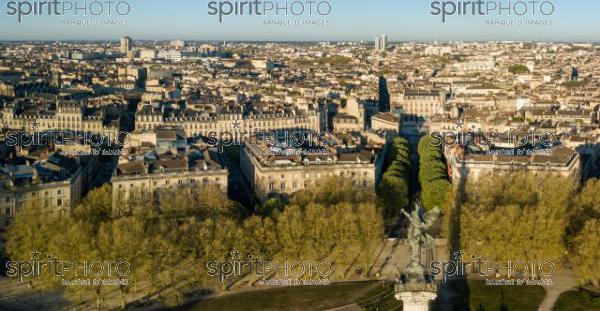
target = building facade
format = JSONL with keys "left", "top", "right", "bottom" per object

{"left": 241, "top": 142, "right": 385, "bottom": 203}
{"left": 446, "top": 145, "right": 582, "bottom": 188}
{"left": 0, "top": 153, "right": 98, "bottom": 229}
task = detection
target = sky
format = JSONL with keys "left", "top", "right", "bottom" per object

{"left": 0, "top": 0, "right": 599, "bottom": 42}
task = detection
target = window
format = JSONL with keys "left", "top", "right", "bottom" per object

{"left": 280, "top": 182, "right": 286, "bottom": 190}
{"left": 269, "top": 182, "right": 275, "bottom": 191}
{"left": 5, "top": 208, "right": 10, "bottom": 216}
{"left": 57, "top": 199, "right": 63, "bottom": 207}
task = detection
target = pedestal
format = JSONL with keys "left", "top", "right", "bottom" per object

{"left": 395, "top": 283, "right": 438, "bottom": 311}
{"left": 395, "top": 291, "right": 438, "bottom": 311}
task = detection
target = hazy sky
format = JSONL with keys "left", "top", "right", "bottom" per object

{"left": 1, "top": 0, "right": 599, "bottom": 42}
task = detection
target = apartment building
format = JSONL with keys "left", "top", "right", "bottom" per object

{"left": 446, "top": 145, "right": 582, "bottom": 187}
{"left": 0, "top": 152, "right": 98, "bottom": 229}
{"left": 241, "top": 139, "right": 386, "bottom": 203}
{"left": 111, "top": 129, "right": 228, "bottom": 211}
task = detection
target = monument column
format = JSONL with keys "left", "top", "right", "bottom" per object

{"left": 395, "top": 201, "right": 440, "bottom": 311}
{"left": 395, "top": 286, "right": 438, "bottom": 311}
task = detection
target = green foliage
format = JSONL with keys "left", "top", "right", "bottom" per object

{"left": 566, "top": 178, "right": 600, "bottom": 288}
{"left": 291, "top": 176, "right": 376, "bottom": 208}
{"left": 571, "top": 219, "right": 600, "bottom": 288}
{"left": 257, "top": 197, "right": 285, "bottom": 217}
{"left": 460, "top": 176, "right": 600, "bottom": 289}
{"left": 378, "top": 137, "right": 411, "bottom": 219}
{"left": 509, "top": 64, "right": 531, "bottom": 74}
{"left": 4, "top": 177, "right": 385, "bottom": 308}
{"left": 73, "top": 184, "right": 112, "bottom": 230}
{"left": 4, "top": 185, "right": 243, "bottom": 309}
{"left": 418, "top": 136, "right": 451, "bottom": 210}
{"left": 460, "top": 174, "right": 574, "bottom": 264}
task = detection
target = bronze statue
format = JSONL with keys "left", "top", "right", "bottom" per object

{"left": 400, "top": 200, "right": 440, "bottom": 284}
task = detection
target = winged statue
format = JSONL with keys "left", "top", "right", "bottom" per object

{"left": 400, "top": 200, "right": 440, "bottom": 284}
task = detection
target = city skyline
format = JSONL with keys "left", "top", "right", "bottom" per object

{"left": 0, "top": 0, "right": 599, "bottom": 42}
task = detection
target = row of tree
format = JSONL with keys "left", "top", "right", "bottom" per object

{"left": 378, "top": 137, "right": 411, "bottom": 219}
{"left": 418, "top": 136, "right": 452, "bottom": 210}
{"left": 4, "top": 177, "right": 384, "bottom": 309}
{"left": 459, "top": 174, "right": 600, "bottom": 288}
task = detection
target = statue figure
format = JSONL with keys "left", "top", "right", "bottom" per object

{"left": 400, "top": 200, "right": 440, "bottom": 284}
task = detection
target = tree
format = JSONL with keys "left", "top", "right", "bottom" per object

{"left": 257, "top": 198, "right": 285, "bottom": 217}
{"left": 378, "top": 136, "right": 411, "bottom": 218}
{"left": 569, "top": 178, "right": 600, "bottom": 237}
{"left": 460, "top": 174, "right": 571, "bottom": 265}
{"left": 291, "top": 176, "right": 375, "bottom": 208}
{"left": 54, "top": 221, "right": 108, "bottom": 310}
{"left": 355, "top": 203, "right": 385, "bottom": 275}
{"left": 571, "top": 219, "right": 600, "bottom": 288}
{"left": 73, "top": 184, "right": 112, "bottom": 230}
{"left": 418, "top": 136, "right": 451, "bottom": 210}
{"left": 567, "top": 178, "right": 600, "bottom": 288}
{"left": 378, "top": 172, "right": 409, "bottom": 218}
{"left": 509, "top": 64, "right": 531, "bottom": 74}
{"left": 5, "top": 201, "right": 56, "bottom": 289}
{"left": 275, "top": 205, "right": 307, "bottom": 259}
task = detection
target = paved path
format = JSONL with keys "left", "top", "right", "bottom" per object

{"left": 538, "top": 268, "right": 578, "bottom": 311}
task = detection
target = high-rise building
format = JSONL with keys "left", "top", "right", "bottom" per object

{"left": 120, "top": 36, "right": 131, "bottom": 54}
{"left": 374, "top": 34, "right": 387, "bottom": 52}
